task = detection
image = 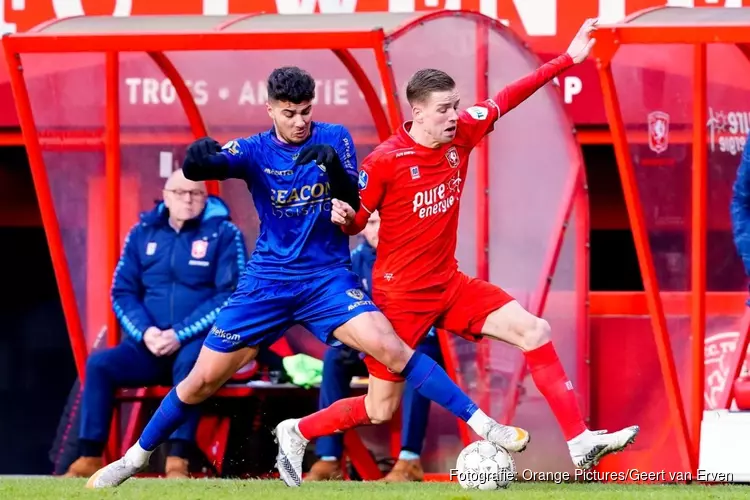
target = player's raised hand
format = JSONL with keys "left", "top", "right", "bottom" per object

{"left": 186, "top": 137, "right": 222, "bottom": 165}
{"left": 331, "top": 198, "right": 355, "bottom": 226}
{"left": 295, "top": 144, "right": 338, "bottom": 170}
{"left": 566, "top": 18, "right": 598, "bottom": 64}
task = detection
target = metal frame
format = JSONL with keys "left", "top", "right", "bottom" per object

{"left": 3, "top": 8, "right": 589, "bottom": 478}
{"left": 593, "top": 5, "right": 750, "bottom": 477}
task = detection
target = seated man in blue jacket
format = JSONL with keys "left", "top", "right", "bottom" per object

{"left": 64, "top": 169, "right": 247, "bottom": 479}
{"left": 306, "top": 211, "right": 445, "bottom": 482}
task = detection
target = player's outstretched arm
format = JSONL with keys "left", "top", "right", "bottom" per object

{"left": 182, "top": 137, "right": 231, "bottom": 181}
{"left": 492, "top": 18, "right": 597, "bottom": 117}
{"left": 296, "top": 144, "right": 361, "bottom": 212}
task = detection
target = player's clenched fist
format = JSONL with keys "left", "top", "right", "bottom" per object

{"left": 331, "top": 198, "right": 355, "bottom": 226}
{"left": 295, "top": 144, "right": 339, "bottom": 170}
{"left": 297, "top": 144, "right": 362, "bottom": 212}
{"left": 183, "top": 137, "right": 229, "bottom": 181}
{"left": 186, "top": 137, "right": 222, "bottom": 164}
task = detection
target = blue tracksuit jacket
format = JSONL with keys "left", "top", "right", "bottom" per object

{"left": 111, "top": 195, "right": 247, "bottom": 343}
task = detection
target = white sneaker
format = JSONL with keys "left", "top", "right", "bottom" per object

{"left": 85, "top": 455, "right": 145, "bottom": 488}
{"left": 569, "top": 425, "right": 639, "bottom": 470}
{"left": 483, "top": 421, "right": 530, "bottom": 453}
{"left": 273, "top": 418, "right": 309, "bottom": 487}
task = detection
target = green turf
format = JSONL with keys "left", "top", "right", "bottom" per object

{"left": 0, "top": 478, "right": 748, "bottom": 500}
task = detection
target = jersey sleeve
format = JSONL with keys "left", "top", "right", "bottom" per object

{"left": 458, "top": 99, "right": 502, "bottom": 147}
{"left": 334, "top": 126, "right": 359, "bottom": 183}
{"left": 218, "top": 137, "right": 257, "bottom": 180}
{"left": 341, "top": 152, "right": 389, "bottom": 236}
{"left": 358, "top": 152, "right": 388, "bottom": 215}
{"left": 459, "top": 53, "right": 574, "bottom": 148}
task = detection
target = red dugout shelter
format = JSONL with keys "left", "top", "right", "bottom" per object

{"left": 2, "top": 10, "right": 588, "bottom": 477}
{"left": 594, "top": 5, "right": 750, "bottom": 481}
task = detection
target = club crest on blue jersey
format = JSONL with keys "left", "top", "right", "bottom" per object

{"left": 222, "top": 140, "right": 241, "bottom": 156}
{"left": 359, "top": 170, "right": 368, "bottom": 189}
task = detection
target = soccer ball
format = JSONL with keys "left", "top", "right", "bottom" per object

{"left": 454, "top": 440, "right": 516, "bottom": 490}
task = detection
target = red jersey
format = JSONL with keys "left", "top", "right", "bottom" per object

{"left": 345, "top": 53, "right": 575, "bottom": 295}
{"left": 356, "top": 102, "right": 499, "bottom": 293}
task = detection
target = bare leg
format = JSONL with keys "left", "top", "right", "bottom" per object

{"left": 177, "top": 345, "right": 257, "bottom": 403}
{"left": 480, "top": 300, "right": 639, "bottom": 469}
{"left": 86, "top": 346, "right": 257, "bottom": 488}
{"left": 274, "top": 312, "right": 528, "bottom": 487}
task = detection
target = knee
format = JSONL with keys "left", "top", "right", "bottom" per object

{"left": 369, "top": 323, "right": 412, "bottom": 373}
{"left": 177, "top": 366, "right": 221, "bottom": 403}
{"left": 85, "top": 350, "right": 111, "bottom": 379}
{"left": 375, "top": 335, "right": 412, "bottom": 373}
{"left": 516, "top": 317, "right": 551, "bottom": 351}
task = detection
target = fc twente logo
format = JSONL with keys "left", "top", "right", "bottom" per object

{"left": 648, "top": 111, "right": 670, "bottom": 154}
{"left": 445, "top": 146, "right": 460, "bottom": 168}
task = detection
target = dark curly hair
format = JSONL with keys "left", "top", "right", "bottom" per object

{"left": 267, "top": 66, "right": 316, "bottom": 104}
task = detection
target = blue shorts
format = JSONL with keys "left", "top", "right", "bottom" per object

{"left": 204, "top": 267, "right": 380, "bottom": 352}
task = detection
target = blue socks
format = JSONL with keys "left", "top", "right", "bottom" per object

{"left": 401, "top": 352, "right": 477, "bottom": 422}
{"left": 138, "top": 388, "right": 198, "bottom": 451}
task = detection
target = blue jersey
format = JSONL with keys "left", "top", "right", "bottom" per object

{"left": 219, "top": 122, "right": 358, "bottom": 281}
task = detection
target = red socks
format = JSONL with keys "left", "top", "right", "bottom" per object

{"left": 525, "top": 342, "right": 587, "bottom": 441}
{"left": 298, "top": 395, "right": 371, "bottom": 440}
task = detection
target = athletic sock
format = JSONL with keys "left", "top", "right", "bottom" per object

{"left": 525, "top": 341, "right": 587, "bottom": 440}
{"left": 466, "top": 408, "right": 496, "bottom": 436}
{"left": 401, "top": 352, "right": 478, "bottom": 422}
{"left": 138, "top": 388, "right": 199, "bottom": 452}
{"left": 298, "top": 395, "right": 371, "bottom": 440}
{"left": 399, "top": 450, "right": 420, "bottom": 460}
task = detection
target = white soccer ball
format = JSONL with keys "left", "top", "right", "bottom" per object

{"left": 455, "top": 440, "right": 516, "bottom": 490}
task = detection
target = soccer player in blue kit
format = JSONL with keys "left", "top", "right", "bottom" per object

{"left": 86, "top": 66, "right": 529, "bottom": 489}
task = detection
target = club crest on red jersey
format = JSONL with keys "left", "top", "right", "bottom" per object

{"left": 647, "top": 111, "right": 670, "bottom": 154}
{"left": 191, "top": 240, "right": 209, "bottom": 259}
{"left": 445, "top": 147, "right": 460, "bottom": 168}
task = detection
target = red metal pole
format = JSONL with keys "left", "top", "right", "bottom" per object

{"left": 2, "top": 44, "right": 89, "bottom": 382}
{"left": 690, "top": 43, "right": 707, "bottom": 476}
{"left": 105, "top": 51, "right": 122, "bottom": 461}
{"left": 474, "top": 19, "right": 492, "bottom": 422}
{"left": 105, "top": 51, "right": 121, "bottom": 348}
{"left": 599, "top": 62, "right": 692, "bottom": 473}
{"left": 374, "top": 40, "right": 403, "bottom": 130}
{"left": 147, "top": 52, "right": 214, "bottom": 193}
{"left": 575, "top": 172, "right": 591, "bottom": 425}
{"left": 333, "top": 48, "right": 392, "bottom": 141}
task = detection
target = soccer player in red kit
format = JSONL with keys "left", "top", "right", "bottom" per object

{"left": 329, "top": 18, "right": 639, "bottom": 469}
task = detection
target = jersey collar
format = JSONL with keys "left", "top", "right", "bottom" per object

{"left": 268, "top": 122, "right": 316, "bottom": 151}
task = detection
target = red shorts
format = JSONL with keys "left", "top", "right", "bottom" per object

{"left": 364, "top": 272, "right": 514, "bottom": 382}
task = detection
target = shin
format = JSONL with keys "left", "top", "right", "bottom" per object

{"left": 482, "top": 301, "right": 587, "bottom": 441}
{"left": 136, "top": 346, "right": 256, "bottom": 457}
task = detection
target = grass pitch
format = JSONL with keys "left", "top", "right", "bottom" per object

{"left": 1, "top": 477, "right": 748, "bottom": 500}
